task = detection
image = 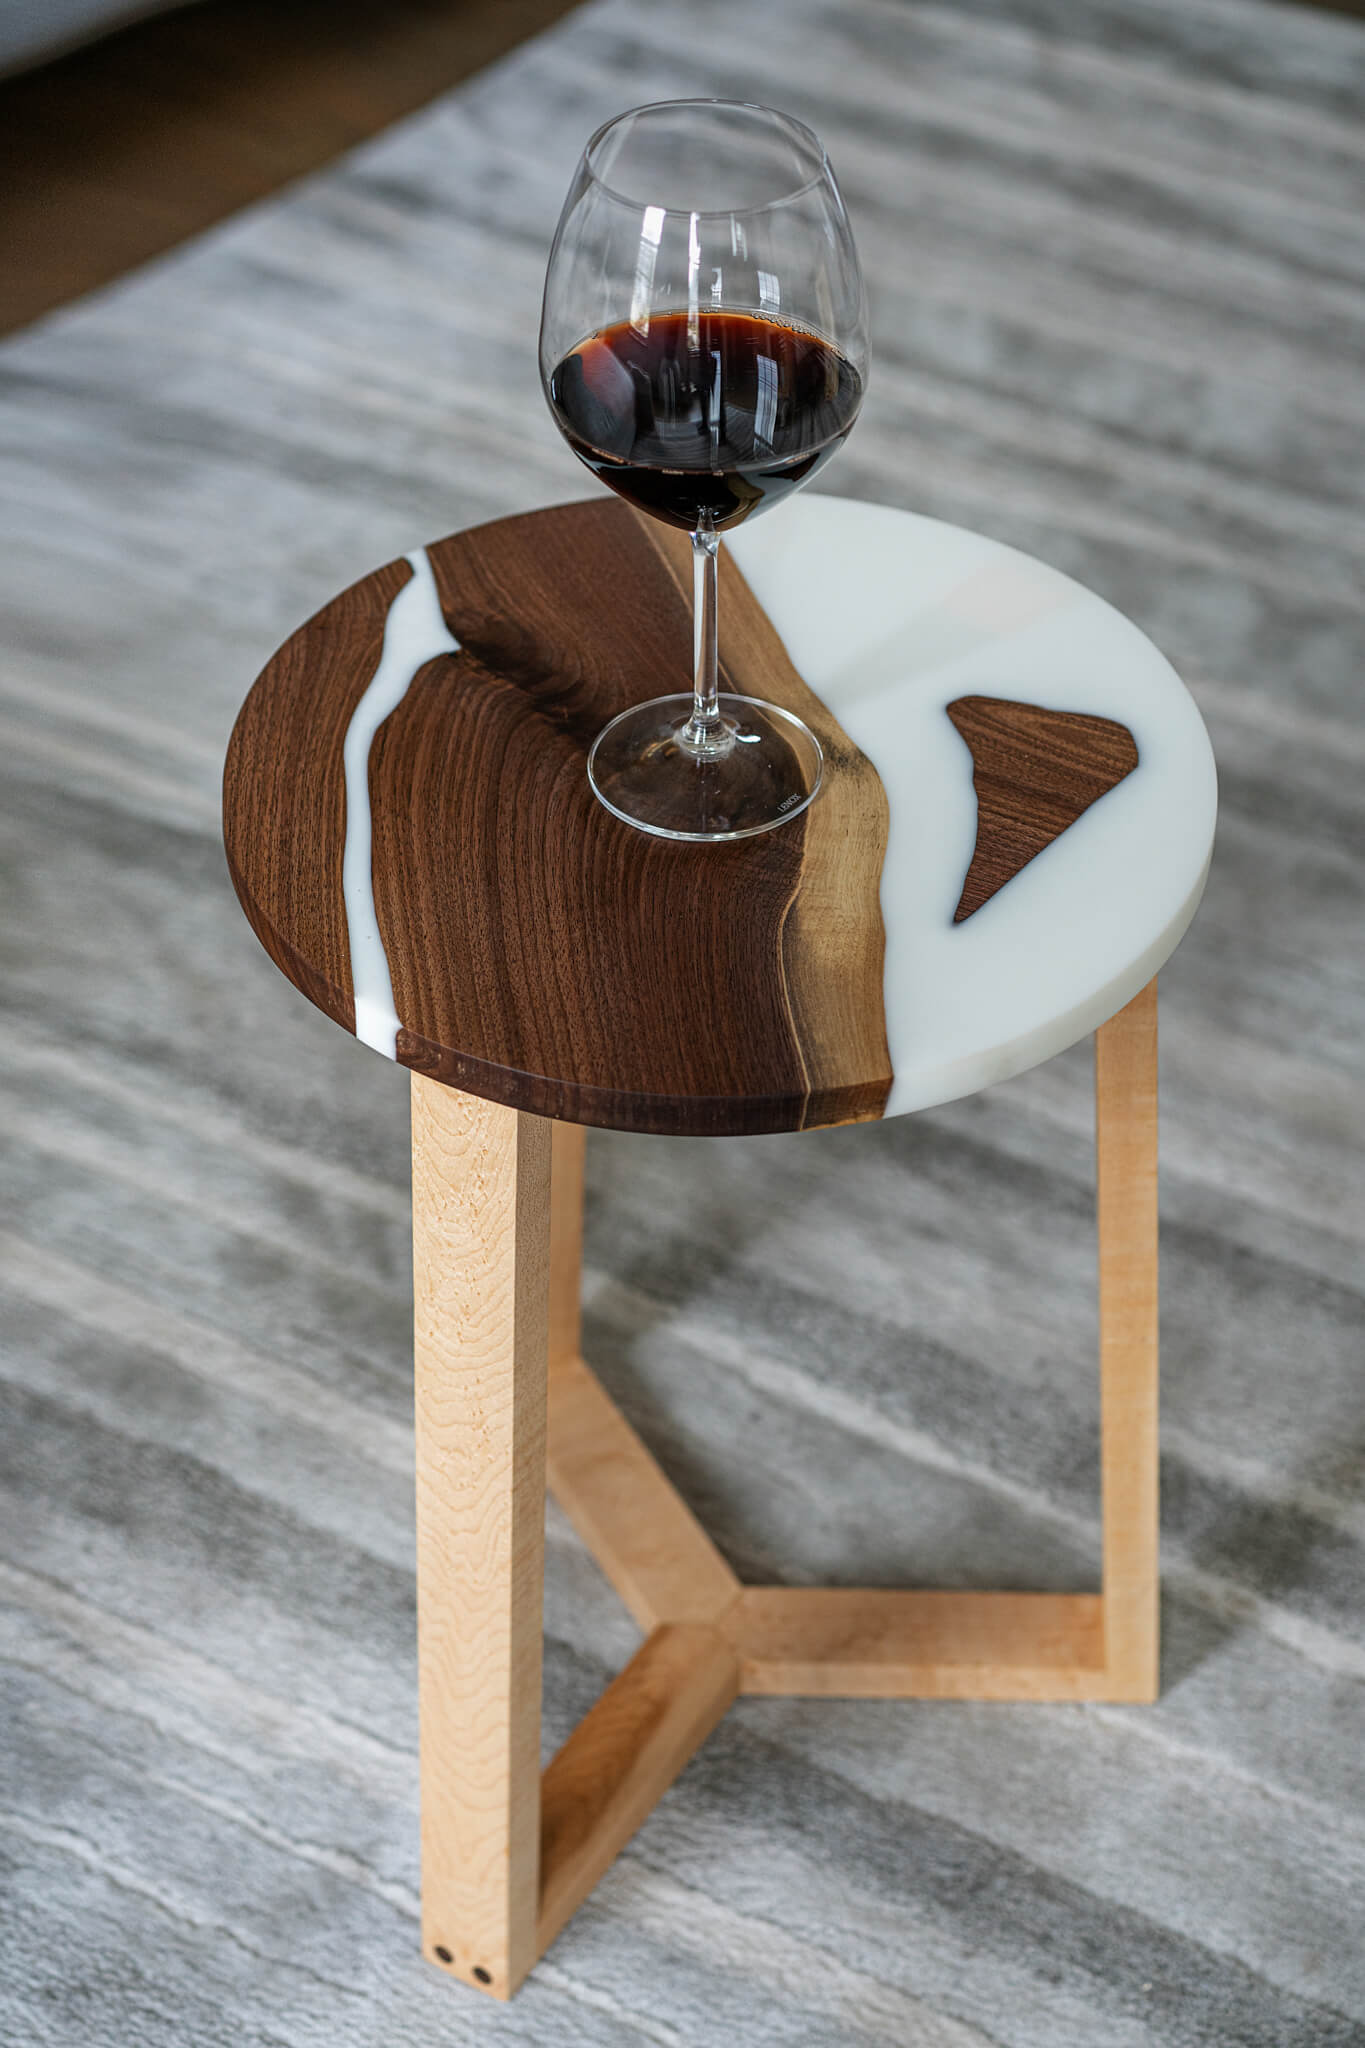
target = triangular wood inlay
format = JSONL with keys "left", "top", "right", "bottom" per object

{"left": 947, "top": 696, "right": 1139, "bottom": 923}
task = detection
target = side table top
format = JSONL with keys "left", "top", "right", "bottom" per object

{"left": 223, "top": 494, "right": 1215, "bottom": 1136}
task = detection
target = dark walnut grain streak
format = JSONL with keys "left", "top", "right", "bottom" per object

{"left": 223, "top": 499, "right": 893, "bottom": 1136}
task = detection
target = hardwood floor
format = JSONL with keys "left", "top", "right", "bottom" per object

{"left": 0, "top": 0, "right": 579, "bottom": 335}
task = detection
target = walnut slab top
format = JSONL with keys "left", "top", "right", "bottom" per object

{"left": 223, "top": 494, "right": 1216, "bottom": 1135}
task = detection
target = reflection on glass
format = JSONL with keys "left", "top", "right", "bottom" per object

{"left": 540, "top": 98, "right": 870, "bottom": 841}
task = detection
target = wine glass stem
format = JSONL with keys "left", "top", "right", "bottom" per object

{"left": 679, "top": 521, "right": 733, "bottom": 757}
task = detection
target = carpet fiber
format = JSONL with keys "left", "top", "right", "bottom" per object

{"left": 2, "top": 0, "right": 1364, "bottom": 2041}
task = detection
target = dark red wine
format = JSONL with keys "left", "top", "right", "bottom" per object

{"left": 548, "top": 309, "right": 863, "bottom": 533}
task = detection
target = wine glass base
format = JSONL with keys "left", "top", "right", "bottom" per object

{"left": 586, "top": 694, "right": 823, "bottom": 841}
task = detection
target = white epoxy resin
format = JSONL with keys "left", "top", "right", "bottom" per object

{"left": 342, "top": 549, "right": 458, "bottom": 1056}
{"left": 730, "top": 495, "right": 1217, "bottom": 1117}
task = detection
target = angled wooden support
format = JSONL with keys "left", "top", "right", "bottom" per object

{"left": 538, "top": 1621, "right": 738, "bottom": 1954}
{"left": 720, "top": 1589, "right": 1107, "bottom": 1699}
{"left": 410, "top": 981, "right": 1160, "bottom": 1999}
{"left": 547, "top": 1350, "right": 741, "bottom": 1631}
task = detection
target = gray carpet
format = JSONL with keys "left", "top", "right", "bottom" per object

{"left": 2, "top": 0, "right": 1364, "bottom": 2040}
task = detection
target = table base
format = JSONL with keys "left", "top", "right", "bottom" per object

{"left": 410, "top": 980, "right": 1158, "bottom": 2000}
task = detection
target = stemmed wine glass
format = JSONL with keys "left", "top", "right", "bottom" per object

{"left": 540, "top": 99, "right": 869, "bottom": 840}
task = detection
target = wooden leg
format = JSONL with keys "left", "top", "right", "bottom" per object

{"left": 548, "top": 1121, "right": 586, "bottom": 1370}
{"left": 409, "top": 991, "right": 1162, "bottom": 2001}
{"left": 411, "top": 1073, "right": 551, "bottom": 2000}
{"left": 714, "top": 980, "right": 1162, "bottom": 1706}
{"left": 1096, "top": 976, "right": 1161, "bottom": 1700}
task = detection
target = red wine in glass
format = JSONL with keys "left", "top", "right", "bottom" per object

{"left": 549, "top": 309, "right": 864, "bottom": 534}
{"left": 539, "top": 98, "right": 869, "bottom": 840}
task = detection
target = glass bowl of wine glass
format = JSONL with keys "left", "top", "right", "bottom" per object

{"left": 539, "top": 98, "right": 869, "bottom": 841}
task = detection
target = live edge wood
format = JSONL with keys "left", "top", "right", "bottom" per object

{"left": 224, "top": 498, "right": 892, "bottom": 1136}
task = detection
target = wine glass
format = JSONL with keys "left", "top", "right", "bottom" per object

{"left": 539, "top": 99, "right": 869, "bottom": 840}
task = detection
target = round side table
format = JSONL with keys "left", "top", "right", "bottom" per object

{"left": 223, "top": 493, "right": 1216, "bottom": 2001}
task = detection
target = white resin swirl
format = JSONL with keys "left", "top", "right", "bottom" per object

{"left": 341, "top": 549, "right": 458, "bottom": 1056}
{"left": 730, "top": 495, "right": 1217, "bottom": 1117}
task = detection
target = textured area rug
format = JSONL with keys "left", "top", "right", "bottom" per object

{"left": 2, "top": 1, "right": 1364, "bottom": 2041}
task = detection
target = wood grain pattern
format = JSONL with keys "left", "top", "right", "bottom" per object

{"left": 1096, "top": 979, "right": 1161, "bottom": 1702}
{"left": 223, "top": 554, "right": 412, "bottom": 1032}
{"left": 947, "top": 696, "right": 1139, "bottom": 922}
{"left": 537, "top": 1623, "right": 739, "bottom": 1955}
{"left": 223, "top": 498, "right": 891, "bottom": 1136}
{"left": 410, "top": 1073, "right": 550, "bottom": 2001}
{"left": 720, "top": 1589, "right": 1107, "bottom": 1699}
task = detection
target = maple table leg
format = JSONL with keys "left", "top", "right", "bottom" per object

{"left": 410, "top": 1074, "right": 552, "bottom": 2000}
{"left": 548, "top": 1121, "right": 586, "bottom": 1370}
{"left": 1095, "top": 978, "right": 1160, "bottom": 1701}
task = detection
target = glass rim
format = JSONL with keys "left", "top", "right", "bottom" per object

{"left": 581, "top": 97, "right": 833, "bottom": 217}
